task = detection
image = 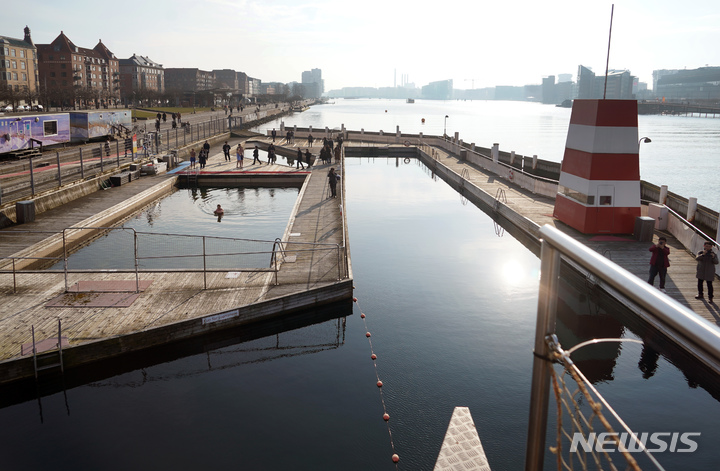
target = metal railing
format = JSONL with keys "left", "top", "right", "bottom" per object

{"left": 525, "top": 224, "right": 720, "bottom": 470}
{"left": 0, "top": 226, "right": 346, "bottom": 293}
{"left": 0, "top": 116, "right": 231, "bottom": 206}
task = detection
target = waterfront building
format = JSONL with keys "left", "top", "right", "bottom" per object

{"left": 0, "top": 26, "right": 38, "bottom": 108}
{"left": 422, "top": 79, "right": 453, "bottom": 100}
{"left": 654, "top": 66, "right": 720, "bottom": 101}
{"left": 301, "top": 68, "right": 323, "bottom": 99}
{"left": 576, "top": 64, "right": 635, "bottom": 99}
{"left": 118, "top": 54, "right": 164, "bottom": 105}
{"left": 164, "top": 68, "right": 215, "bottom": 107}
{"left": 36, "top": 31, "right": 120, "bottom": 108}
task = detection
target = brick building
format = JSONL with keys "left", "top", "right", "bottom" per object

{"left": 0, "top": 26, "right": 39, "bottom": 107}
{"left": 36, "top": 31, "right": 120, "bottom": 108}
{"left": 119, "top": 54, "right": 164, "bottom": 104}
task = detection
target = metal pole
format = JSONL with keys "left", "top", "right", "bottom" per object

{"left": 100, "top": 144, "right": 104, "bottom": 173}
{"left": 56, "top": 151, "right": 62, "bottom": 187}
{"left": 12, "top": 258, "right": 16, "bottom": 294}
{"left": 63, "top": 230, "right": 69, "bottom": 292}
{"left": 79, "top": 148, "right": 84, "bottom": 179}
{"left": 29, "top": 156, "right": 35, "bottom": 196}
{"left": 134, "top": 230, "right": 139, "bottom": 293}
{"left": 116, "top": 140, "right": 120, "bottom": 167}
{"left": 524, "top": 240, "right": 561, "bottom": 471}
{"left": 203, "top": 236, "right": 207, "bottom": 290}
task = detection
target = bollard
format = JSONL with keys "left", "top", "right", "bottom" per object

{"left": 659, "top": 185, "right": 668, "bottom": 205}
{"left": 687, "top": 197, "right": 698, "bottom": 223}
{"left": 471, "top": 143, "right": 476, "bottom": 152}
{"left": 396, "top": 125, "right": 401, "bottom": 138}
{"left": 510, "top": 151, "right": 515, "bottom": 166}
{"left": 492, "top": 143, "right": 499, "bottom": 163}
{"left": 533, "top": 154, "right": 538, "bottom": 170}
{"left": 454, "top": 131, "right": 459, "bottom": 144}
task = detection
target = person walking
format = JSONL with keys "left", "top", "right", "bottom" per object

{"left": 305, "top": 149, "right": 313, "bottom": 168}
{"left": 252, "top": 145, "right": 262, "bottom": 165}
{"left": 271, "top": 128, "right": 277, "bottom": 142}
{"left": 648, "top": 237, "right": 670, "bottom": 293}
{"left": 296, "top": 148, "right": 305, "bottom": 169}
{"left": 236, "top": 143, "right": 244, "bottom": 169}
{"left": 695, "top": 241, "right": 719, "bottom": 302}
{"left": 202, "top": 140, "right": 210, "bottom": 160}
{"left": 327, "top": 167, "right": 338, "bottom": 198}
{"left": 222, "top": 141, "right": 231, "bottom": 161}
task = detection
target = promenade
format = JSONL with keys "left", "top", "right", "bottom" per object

{"left": 0, "top": 135, "right": 350, "bottom": 382}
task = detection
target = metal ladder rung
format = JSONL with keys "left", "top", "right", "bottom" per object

{"left": 37, "top": 363, "right": 62, "bottom": 371}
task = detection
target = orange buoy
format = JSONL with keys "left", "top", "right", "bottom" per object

{"left": 392, "top": 454, "right": 399, "bottom": 463}
{"left": 371, "top": 354, "right": 377, "bottom": 360}
{"left": 421, "top": 118, "right": 425, "bottom": 123}
{"left": 361, "top": 313, "right": 365, "bottom": 318}
{"left": 366, "top": 332, "right": 371, "bottom": 338}
{"left": 377, "top": 381, "right": 383, "bottom": 388}
{"left": 383, "top": 413, "right": 390, "bottom": 421}
{"left": 353, "top": 297, "right": 358, "bottom": 302}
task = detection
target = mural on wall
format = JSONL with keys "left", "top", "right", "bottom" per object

{"left": 70, "top": 111, "right": 132, "bottom": 142}
{"left": 0, "top": 114, "right": 71, "bottom": 154}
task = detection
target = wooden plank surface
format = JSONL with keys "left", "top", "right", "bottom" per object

{"left": 0, "top": 137, "right": 350, "bottom": 373}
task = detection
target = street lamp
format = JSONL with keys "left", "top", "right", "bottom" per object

{"left": 444, "top": 115, "right": 449, "bottom": 138}
{"left": 638, "top": 136, "right": 651, "bottom": 150}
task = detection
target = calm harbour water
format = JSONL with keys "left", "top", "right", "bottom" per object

{"left": 1, "top": 101, "right": 720, "bottom": 470}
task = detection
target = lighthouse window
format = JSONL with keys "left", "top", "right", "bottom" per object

{"left": 599, "top": 196, "right": 612, "bottom": 206}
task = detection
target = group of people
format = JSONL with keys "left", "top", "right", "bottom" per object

{"left": 188, "top": 140, "right": 211, "bottom": 169}
{"left": 154, "top": 111, "right": 182, "bottom": 131}
{"left": 648, "top": 237, "right": 718, "bottom": 302}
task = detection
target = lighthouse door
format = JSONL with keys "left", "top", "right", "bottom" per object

{"left": 596, "top": 185, "right": 615, "bottom": 232}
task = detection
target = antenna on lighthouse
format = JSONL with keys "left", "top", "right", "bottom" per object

{"left": 603, "top": 4, "right": 615, "bottom": 99}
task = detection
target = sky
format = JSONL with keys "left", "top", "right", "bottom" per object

{"left": 6, "top": 0, "right": 720, "bottom": 92}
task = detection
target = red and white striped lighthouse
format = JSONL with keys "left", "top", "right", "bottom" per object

{"left": 553, "top": 99, "right": 640, "bottom": 234}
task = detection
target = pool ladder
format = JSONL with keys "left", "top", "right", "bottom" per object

{"left": 30, "top": 319, "right": 66, "bottom": 379}
{"left": 187, "top": 169, "right": 200, "bottom": 188}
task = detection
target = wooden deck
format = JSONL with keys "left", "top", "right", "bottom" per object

{"left": 0, "top": 136, "right": 351, "bottom": 382}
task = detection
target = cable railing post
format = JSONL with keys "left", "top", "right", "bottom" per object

{"left": 79, "top": 148, "right": 84, "bottom": 179}
{"left": 336, "top": 244, "right": 341, "bottom": 280}
{"left": 134, "top": 230, "right": 140, "bottom": 293}
{"left": 116, "top": 140, "right": 120, "bottom": 167}
{"left": 203, "top": 236, "right": 207, "bottom": 290}
{"left": 12, "top": 258, "right": 16, "bottom": 294}
{"left": 56, "top": 151, "right": 62, "bottom": 187}
{"left": 63, "top": 229, "right": 69, "bottom": 292}
{"left": 524, "top": 239, "right": 561, "bottom": 471}
{"left": 99, "top": 143, "right": 104, "bottom": 173}
{"left": 29, "top": 156, "right": 35, "bottom": 196}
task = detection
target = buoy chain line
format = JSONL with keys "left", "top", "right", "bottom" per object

{"left": 354, "top": 296, "right": 400, "bottom": 467}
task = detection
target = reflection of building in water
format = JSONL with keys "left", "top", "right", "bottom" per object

{"left": 555, "top": 272, "right": 624, "bottom": 384}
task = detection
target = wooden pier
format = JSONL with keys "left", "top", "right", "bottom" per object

{"left": 0, "top": 136, "right": 351, "bottom": 384}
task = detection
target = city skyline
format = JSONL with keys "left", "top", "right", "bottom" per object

{"left": 5, "top": 0, "right": 720, "bottom": 92}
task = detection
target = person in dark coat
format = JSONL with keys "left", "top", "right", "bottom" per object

{"left": 222, "top": 141, "right": 231, "bottom": 161}
{"left": 296, "top": 148, "right": 305, "bottom": 169}
{"left": 648, "top": 237, "right": 670, "bottom": 292}
{"left": 327, "top": 167, "right": 338, "bottom": 198}
{"left": 695, "top": 241, "right": 719, "bottom": 302}
{"left": 252, "top": 145, "right": 262, "bottom": 165}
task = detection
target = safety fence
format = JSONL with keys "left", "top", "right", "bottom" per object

{"left": 0, "top": 226, "right": 346, "bottom": 293}
{"left": 525, "top": 225, "right": 720, "bottom": 470}
{"left": 0, "top": 116, "right": 232, "bottom": 206}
